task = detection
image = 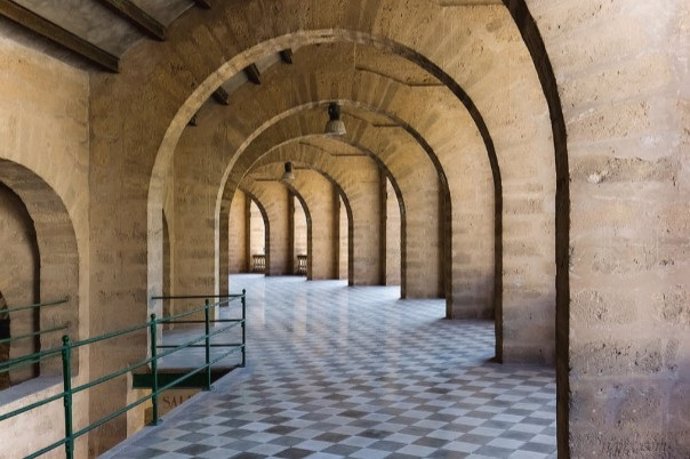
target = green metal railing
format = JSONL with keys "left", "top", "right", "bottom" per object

{"left": 0, "top": 291, "right": 247, "bottom": 459}
{"left": 0, "top": 298, "right": 69, "bottom": 376}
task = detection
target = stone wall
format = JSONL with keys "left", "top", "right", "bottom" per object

{"left": 0, "top": 26, "right": 89, "bottom": 458}
{"left": 525, "top": 0, "right": 690, "bottom": 455}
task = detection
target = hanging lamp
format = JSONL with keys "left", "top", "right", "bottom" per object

{"left": 325, "top": 102, "right": 346, "bottom": 136}
{"left": 281, "top": 161, "right": 295, "bottom": 182}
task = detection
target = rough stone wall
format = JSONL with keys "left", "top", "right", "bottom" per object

{"left": 526, "top": 0, "right": 690, "bottom": 456}
{"left": 0, "top": 27, "right": 89, "bottom": 459}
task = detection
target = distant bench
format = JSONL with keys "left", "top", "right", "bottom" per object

{"left": 252, "top": 254, "right": 266, "bottom": 273}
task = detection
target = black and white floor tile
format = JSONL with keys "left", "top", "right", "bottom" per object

{"left": 103, "top": 275, "right": 556, "bottom": 459}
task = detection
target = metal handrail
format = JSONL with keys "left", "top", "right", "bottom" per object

{"left": 0, "top": 298, "right": 68, "bottom": 315}
{"left": 0, "top": 290, "right": 247, "bottom": 459}
{"left": 151, "top": 294, "right": 244, "bottom": 300}
{"left": 0, "top": 299, "right": 70, "bottom": 375}
{"left": 0, "top": 345, "right": 63, "bottom": 373}
{"left": 0, "top": 324, "right": 69, "bottom": 345}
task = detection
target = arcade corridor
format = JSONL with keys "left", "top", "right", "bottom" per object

{"left": 104, "top": 275, "right": 556, "bottom": 459}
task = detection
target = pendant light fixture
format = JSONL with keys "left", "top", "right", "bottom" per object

{"left": 281, "top": 161, "right": 295, "bottom": 182}
{"left": 325, "top": 102, "right": 346, "bottom": 136}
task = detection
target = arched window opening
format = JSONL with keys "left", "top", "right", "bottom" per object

{"left": 228, "top": 190, "right": 249, "bottom": 273}
{"left": 162, "top": 211, "right": 172, "bottom": 329}
{"left": 249, "top": 198, "right": 266, "bottom": 273}
{"left": 0, "top": 182, "right": 41, "bottom": 389}
{"left": 0, "top": 292, "right": 10, "bottom": 390}
{"left": 337, "top": 195, "right": 349, "bottom": 281}
{"left": 384, "top": 177, "right": 402, "bottom": 287}
{"left": 292, "top": 195, "right": 308, "bottom": 275}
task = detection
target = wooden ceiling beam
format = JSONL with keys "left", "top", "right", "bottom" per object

{"left": 279, "top": 49, "right": 293, "bottom": 64}
{"left": 97, "top": 0, "right": 166, "bottom": 40}
{"left": 0, "top": 0, "right": 119, "bottom": 72}
{"left": 244, "top": 64, "right": 261, "bottom": 85}
{"left": 212, "top": 86, "right": 230, "bottom": 105}
{"left": 193, "top": 0, "right": 211, "bottom": 9}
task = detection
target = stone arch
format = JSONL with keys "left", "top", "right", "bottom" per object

{"left": 218, "top": 102, "right": 476, "bottom": 306}
{"left": 500, "top": 4, "right": 569, "bottom": 451}
{"left": 147, "top": 26, "right": 514, "bottom": 316}
{"left": 246, "top": 142, "right": 409, "bottom": 292}
{"left": 247, "top": 151, "right": 406, "bottom": 288}
{"left": 239, "top": 179, "right": 305, "bottom": 276}
{"left": 238, "top": 188, "right": 270, "bottom": 275}
{"left": 0, "top": 159, "right": 80, "bottom": 380}
{"left": 0, "top": 182, "right": 40, "bottom": 388}
{"left": 141, "top": 21, "right": 550, "bottom": 370}
{"left": 120, "top": 3, "right": 567, "bottom": 451}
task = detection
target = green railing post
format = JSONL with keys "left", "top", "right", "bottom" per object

{"left": 149, "top": 314, "right": 159, "bottom": 425}
{"left": 204, "top": 299, "right": 211, "bottom": 390}
{"left": 241, "top": 289, "right": 246, "bottom": 368}
{"left": 61, "top": 335, "right": 74, "bottom": 459}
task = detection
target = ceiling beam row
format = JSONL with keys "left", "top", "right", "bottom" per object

{"left": 244, "top": 64, "right": 261, "bottom": 85}
{"left": 97, "top": 0, "right": 166, "bottom": 41}
{"left": 0, "top": 0, "right": 215, "bottom": 72}
{"left": 279, "top": 49, "right": 293, "bottom": 64}
{"left": 193, "top": 0, "right": 211, "bottom": 9}
{"left": 0, "top": 0, "right": 120, "bottom": 72}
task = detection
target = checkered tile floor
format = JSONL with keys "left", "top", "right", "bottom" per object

{"left": 104, "top": 275, "right": 556, "bottom": 459}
